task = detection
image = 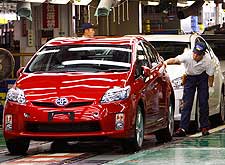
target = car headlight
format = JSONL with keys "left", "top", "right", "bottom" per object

{"left": 101, "top": 86, "right": 131, "bottom": 103}
{"left": 171, "top": 77, "right": 183, "bottom": 90}
{"left": 6, "top": 87, "right": 26, "bottom": 104}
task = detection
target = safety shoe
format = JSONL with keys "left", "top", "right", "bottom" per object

{"left": 201, "top": 128, "right": 209, "bottom": 136}
{"left": 174, "top": 128, "right": 186, "bottom": 137}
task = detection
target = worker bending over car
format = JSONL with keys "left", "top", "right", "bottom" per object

{"left": 164, "top": 42, "right": 215, "bottom": 137}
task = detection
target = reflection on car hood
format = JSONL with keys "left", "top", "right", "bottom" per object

{"left": 16, "top": 72, "right": 129, "bottom": 102}
{"left": 166, "top": 64, "right": 185, "bottom": 80}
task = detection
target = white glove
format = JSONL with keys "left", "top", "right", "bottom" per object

{"left": 209, "top": 87, "right": 214, "bottom": 97}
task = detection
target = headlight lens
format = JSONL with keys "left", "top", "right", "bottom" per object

{"left": 6, "top": 87, "right": 26, "bottom": 104}
{"left": 101, "top": 86, "right": 131, "bottom": 103}
{"left": 171, "top": 77, "right": 183, "bottom": 90}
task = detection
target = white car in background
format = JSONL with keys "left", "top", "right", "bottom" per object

{"left": 141, "top": 34, "right": 225, "bottom": 130}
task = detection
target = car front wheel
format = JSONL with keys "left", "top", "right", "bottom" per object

{"left": 155, "top": 99, "right": 174, "bottom": 143}
{"left": 6, "top": 138, "right": 30, "bottom": 155}
{"left": 214, "top": 90, "right": 225, "bottom": 126}
{"left": 122, "top": 105, "right": 144, "bottom": 153}
{"left": 218, "top": 90, "right": 225, "bottom": 123}
{"left": 209, "top": 90, "right": 225, "bottom": 127}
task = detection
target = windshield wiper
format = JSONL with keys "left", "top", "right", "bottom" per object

{"left": 33, "top": 71, "right": 45, "bottom": 74}
{"left": 33, "top": 69, "right": 79, "bottom": 73}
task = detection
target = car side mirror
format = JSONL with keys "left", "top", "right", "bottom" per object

{"left": 16, "top": 67, "right": 24, "bottom": 78}
{"left": 142, "top": 66, "right": 151, "bottom": 77}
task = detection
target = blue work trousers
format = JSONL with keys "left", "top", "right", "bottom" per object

{"left": 180, "top": 71, "right": 209, "bottom": 131}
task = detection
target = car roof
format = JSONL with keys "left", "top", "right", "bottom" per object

{"left": 127, "top": 34, "right": 206, "bottom": 50}
{"left": 137, "top": 34, "right": 194, "bottom": 43}
{"left": 45, "top": 36, "right": 144, "bottom": 46}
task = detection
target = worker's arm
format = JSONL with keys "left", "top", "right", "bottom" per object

{"left": 208, "top": 75, "right": 214, "bottom": 87}
{"left": 164, "top": 58, "right": 181, "bottom": 65}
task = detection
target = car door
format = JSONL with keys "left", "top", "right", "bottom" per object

{"left": 206, "top": 43, "right": 222, "bottom": 114}
{"left": 143, "top": 41, "right": 168, "bottom": 121}
{"left": 197, "top": 37, "right": 221, "bottom": 114}
{"left": 134, "top": 42, "right": 160, "bottom": 130}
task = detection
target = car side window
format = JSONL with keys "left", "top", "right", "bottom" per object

{"left": 143, "top": 42, "right": 160, "bottom": 64}
{"left": 135, "top": 43, "right": 151, "bottom": 78}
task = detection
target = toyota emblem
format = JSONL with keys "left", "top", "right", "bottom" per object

{"left": 55, "top": 97, "right": 69, "bottom": 106}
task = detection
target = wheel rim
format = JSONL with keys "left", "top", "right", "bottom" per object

{"left": 220, "top": 92, "right": 225, "bottom": 121}
{"left": 168, "top": 103, "right": 174, "bottom": 136}
{"left": 136, "top": 110, "right": 144, "bottom": 147}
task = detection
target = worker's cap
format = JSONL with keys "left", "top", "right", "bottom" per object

{"left": 81, "top": 23, "right": 96, "bottom": 30}
{"left": 193, "top": 42, "right": 207, "bottom": 56}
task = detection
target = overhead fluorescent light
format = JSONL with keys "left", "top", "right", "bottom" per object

{"left": 177, "top": 1, "right": 195, "bottom": 7}
{"left": 0, "top": 12, "right": 17, "bottom": 20}
{"left": 141, "top": 1, "right": 159, "bottom": 6}
{"left": 177, "top": 2, "right": 189, "bottom": 7}
{"left": 24, "top": 0, "right": 46, "bottom": 3}
{"left": 73, "top": 0, "right": 92, "bottom": 5}
{"left": 147, "top": 1, "right": 159, "bottom": 6}
{"left": 49, "top": 0, "right": 70, "bottom": 4}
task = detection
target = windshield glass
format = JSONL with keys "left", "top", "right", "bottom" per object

{"left": 150, "top": 41, "right": 190, "bottom": 60}
{"left": 204, "top": 40, "right": 225, "bottom": 60}
{"left": 25, "top": 45, "right": 131, "bottom": 73}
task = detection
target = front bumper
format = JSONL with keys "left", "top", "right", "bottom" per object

{"left": 3, "top": 100, "right": 135, "bottom": 140}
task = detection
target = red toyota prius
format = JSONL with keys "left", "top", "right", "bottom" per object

{"left": 4, "top": 36, "right": 174, "bottom": 155}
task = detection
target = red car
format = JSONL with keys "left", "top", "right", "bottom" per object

{"left": 4, "top": 36, "right": 174, "bottom": 154}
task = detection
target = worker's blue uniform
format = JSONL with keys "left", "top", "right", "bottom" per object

{"left": 181, "top": 71, "right": 209, "bottom": 130}
{"left": 176, "top": 49, "right": 215, "bottom": 131}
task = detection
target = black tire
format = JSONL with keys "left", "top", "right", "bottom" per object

{"left": 210, "top": 90, "right": 225, "bottom": 127}
{"left": 219, "top": 91, "right": 225, "bottom": 124}
{"left": 51, "top": 140, "right": 69, "bottom": 153}
{"left": 216, "top": 91, "right": 225, "bottom": 125}
{"left": 155, "top": 99, "right": 174, "bottom": 143}
{"left": 6, "top": 138, "right": 30, "bottom": 155}
{"left": 122, "top": 105, "right": 144, "bottom": 153}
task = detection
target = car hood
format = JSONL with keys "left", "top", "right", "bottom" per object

{"left": 166, "top": 64, "right": 185, "bottom": 80}
{"left": 16, "top": 72, "right": 129, "bottom": 102}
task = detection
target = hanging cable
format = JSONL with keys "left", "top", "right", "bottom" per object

{"left": 122, "top": 1, "right": 125, "bottom": 22}
{"left": 113, "top": 7, "right": 116, "bottom": 22}
{"left": 88, "top": 5, "right": 90, "bottom": 23}
{"left": 78, "top": 5, "right": 80, "bottom": 20}
{"left": 118, "top": 2, "right": 120, "bottom": 24}
{"left": 126, "top": 0, "right": 129, "bottom": 21}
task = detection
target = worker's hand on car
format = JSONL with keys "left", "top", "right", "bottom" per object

{"left": 209, "top": 87, "right": 215, "bottom": 97}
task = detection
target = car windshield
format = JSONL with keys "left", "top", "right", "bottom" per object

{"left": 25, "top": 45, "right": 132, "bottom": 73}
{"left": 204, "top": 40, "right": 225, "bottom": 60}
{"left": 150, "top": 41, "right": 190, "bottom": 60}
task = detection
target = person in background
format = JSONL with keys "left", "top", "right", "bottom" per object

{"left": 81, "top": 23, "right": 96, "bottom": 38}
{"left": 164, "top": 42, "right": 215, "bottom": 137}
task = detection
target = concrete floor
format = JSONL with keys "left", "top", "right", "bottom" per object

{"left": 104, "top": 61, "right": 225, "bottom": 165}
{"left": 106, "top": 127, "right": 225, "bottom": 165}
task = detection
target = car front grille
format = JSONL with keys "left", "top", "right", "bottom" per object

{"left": 31, "top": 101, "right": 93, "bottom": 108}
{"left": 25, "top": 122, "right": 101, "bottom": 133}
